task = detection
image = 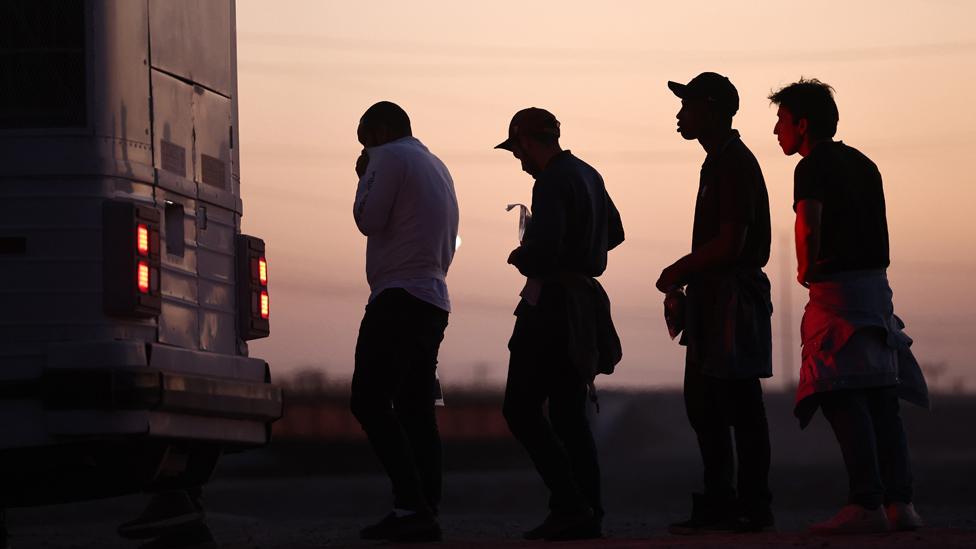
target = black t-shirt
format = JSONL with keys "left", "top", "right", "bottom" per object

{"left": 691, "top": 131, "right": 771, "bottom": 271}
{"left": 793, "top": 141, "right": 889, "bottom": 275}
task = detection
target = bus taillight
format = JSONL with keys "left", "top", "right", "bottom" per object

{"left": 260, "top": 290, "right": 270, "bottom": 319}
{"left": 137, "top": 224, "right": 150, "bottom": 255}
{"left": 237, "top": 235, "right": 270, "bottom": 340}
{"left": 103, "top": 200, "right": 161, "bottom": 317}
{"left": 137, "top": 261, "right": 151, "bottom": 293}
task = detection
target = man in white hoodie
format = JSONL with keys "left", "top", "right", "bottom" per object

{"left": 349, "top": 101, "right": 459, "bottom": 543}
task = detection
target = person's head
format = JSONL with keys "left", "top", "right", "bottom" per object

{"left": 668, "top": 72, "right": 739, "bottom": 141}
{"left": 494, "top": 107, "right": 562, "bottom": 177}
{"left": 768, "top": 78, "right": 839, "bottom": 156}
{"left": 358, "top": 101, "right": 412, "bottom": 148}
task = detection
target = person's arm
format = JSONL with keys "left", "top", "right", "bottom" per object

{"left": 507, "top": 178, "right": 566, "bottom": 278}
{"left": 794, "top": 199, "right": 823, "bottom": 287}
{"left": 655, "top": 223, "right": 747, "bottom": 292}
{"left": 655, "top": 165, "right": 751, "bottom": 292}
{"left": 353, "top": 149, "right": 402, "bottom": 236}
{"left": 607, "top": 191, "right": 625, "bottom": 251}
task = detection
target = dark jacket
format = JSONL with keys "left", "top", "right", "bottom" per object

{"left": 509, "top": 151, "right": 624, "bottom": 278}
{"left": 509, "top": 151, "right": 624, "bottom": 383}
{"left": 681, "top": 269, "right": 773, "bottom": 379}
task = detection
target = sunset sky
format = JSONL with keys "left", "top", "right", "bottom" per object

{"left": 236, "top": 0, "right": 976, "bottom": 392}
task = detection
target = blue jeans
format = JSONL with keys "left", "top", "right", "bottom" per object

{"left": 819, "top": 386, "right": 913, "bottom": 508}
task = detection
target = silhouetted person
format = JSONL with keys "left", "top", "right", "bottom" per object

{"left": 657, "top": 72, "right": 774, "bottom": 534}
{"left": 349, "top": 101, "right": 459, "bottom": 542}
{"left": 770, "top": 78, "right": 928, "bottom": 534}
{"left": 495, "top": 108, "right": 624, "bottom": 541}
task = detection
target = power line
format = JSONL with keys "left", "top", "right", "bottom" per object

{"left": 239, "top": 31, "right": 976, "bottom": 65}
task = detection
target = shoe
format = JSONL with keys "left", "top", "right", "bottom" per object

{"left": 668, "top": 493, "right": 739, "bottom": 535}
{"left": 138, "top": 523, "right": 216, "bottom": 549}
{"left": 809, "top": 504, "right": 890, "bottom": 535}
{"left": 359, "top": 512, "right": 399, "bottom": 540}
{"left": 385, "top": 513, "right": 442, "bottom": 543}
{"left": 886, "top": 502, "right": 924, "bottom": 531}
{"left": 545, "top": 515, "right": 602, "bottom": 541}
{"left": 118, "top": 490, "right": 206, "bottom": 540}
{"left": 523, "top": 508, "right": 595, "bottom": 541}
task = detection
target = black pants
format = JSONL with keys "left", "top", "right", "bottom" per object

{"left": 350, "top": 289, "right": 449, "bottom": 515}
{"left": 819, "top": 386, "right": 913, "bottom": 509}
{"left": 684, "top": 355, "right": 772, "bottom": 516}
{"left": 503, "top": 302, "right": 602, "bottom": 517}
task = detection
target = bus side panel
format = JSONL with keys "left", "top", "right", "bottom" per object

{"left": 150, "top": 72, "right": 194, "bottom": 184}
{"left": 90, "top": 0, "right": 151, "bottom": 160}
{"left": 194, "top": 90, "right": 233, "bottom": 200}
{"left": 195, "top": 90, "right": 240, "bottom": 214}
{"left": 148, "top": 0, "right": 233, "bottom": 97}
{"left": 198, "top": 205, "right": 238, "bottom": 355}
{"left": 157, "top": 187, "right": 201, "bottom": 351}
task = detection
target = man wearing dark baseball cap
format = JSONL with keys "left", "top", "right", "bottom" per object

{"left": 656, "top": 72, "right": 775, "bottom": 535}
{"left": 494, "top": 108, "right": 562, "bottom": 166}
{"left": 495, "top": 107, "right": 624, "bottom": 540}
{"left": 667, "top": 72, "right": 740, "bottom": 118}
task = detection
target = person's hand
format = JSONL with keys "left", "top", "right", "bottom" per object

{"left": 797, "top": 262, "right": 820, "bottom": 288}
{"left": 507, "top": 248, "right": 520, "bottom": 266}
{"left": 656, "top": 264, "right": 683, "bottom": 293}
{"left": 355, "top": 150, "right": 370, "bottom": 178}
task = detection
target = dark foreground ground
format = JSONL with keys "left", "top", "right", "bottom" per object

{"left": 6, "top": 390, "right": 976, "bottom": 548}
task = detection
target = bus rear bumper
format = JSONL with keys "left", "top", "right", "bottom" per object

{"left": 0, "top": 341, "right": 283, "bottom": 447}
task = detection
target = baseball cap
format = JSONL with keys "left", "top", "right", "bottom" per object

{"left": 494, "top": 107, "right": 561, "bottom": 151}
{"left": 668, "top": 72, "right": 739, "bottom": 116}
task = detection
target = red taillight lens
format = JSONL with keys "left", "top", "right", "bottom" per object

{"left": 260, "top": 290, "right": 270, "bottom": 319}
{"left": 137, "top": 224, "right": 149, "bottom": 256}
{"left": 137, "top": 261, "right": 150, "bottom": 293}
{"left": 237, "top": 234, "right": 270, "bottom": 339}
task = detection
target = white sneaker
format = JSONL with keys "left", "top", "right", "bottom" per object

{"left": 886, "top": 502, "right": 924, "bottom": 531}
{"left": 809, "top": 504, "right": 890, "bottom": 535}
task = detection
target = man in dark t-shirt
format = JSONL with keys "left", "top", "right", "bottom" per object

{"left": 658, "top": 72, "right": 774, "bottom": 534}
{"left": 770, "top": 78, "right": 927, "bottom": 535}
{"left": 793, "top": 141, "right": 889, "bottom": 275}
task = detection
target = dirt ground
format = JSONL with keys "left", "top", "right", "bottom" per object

{"left": 6, "top": 471, "right": 976, "bottom": 548}
{"left": 6, "top": 391, "right": 976, "bottom": 547}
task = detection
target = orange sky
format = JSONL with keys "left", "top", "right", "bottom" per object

{"left": 236, "top": 0, "right": 976, "bottom": 391}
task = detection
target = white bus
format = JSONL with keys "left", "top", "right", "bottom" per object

{"left": 0, "top": 0, "right": 281, "bottom": 507}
